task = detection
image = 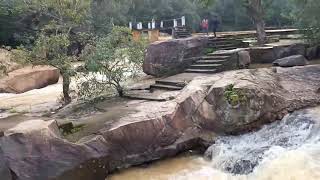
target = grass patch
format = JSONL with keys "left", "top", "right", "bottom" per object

{"left": 204, "top": 47, "right": 216, "bottom": 54}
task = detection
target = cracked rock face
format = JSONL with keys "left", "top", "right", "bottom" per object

{"left": 1, "top": 65, "right": 320, "bottom": 180}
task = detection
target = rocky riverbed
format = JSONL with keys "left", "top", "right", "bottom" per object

{"left": 110, "top": 106, "right": 320, "bottom": 180}
{"left": 1, "top": 65, "right": 320, "bottom": 180}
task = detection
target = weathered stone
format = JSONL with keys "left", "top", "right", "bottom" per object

{"left": 248, "top": 47, "right": 275, "bottom": 63}
{"left": 0, "top": 66, "right": 59, "bottom": 93}
{"left": 1, "top": 65, "right": 320, "bottom": 180}
{"left": 306, "top": 45, "right": 320, "bottom": 60}
{"left": 237, "top": 50, "right": 251, "bottom": 68}
{"left": 273, "top": 55, "right": 308, "bottom": 67}
{"left": 0, "top": 147, "right": 11, "bottom": 180}
{"left": 273, "top": 43, "right": 306, "bottom": 59}
{"left": 248, "top": 43, "right": 308, "bottom": 64}
{"left": 191, "top": 65, "right": 320, "bottom": 133}
{"left": 143, "top": 36, "right": 208, "bottom": 77}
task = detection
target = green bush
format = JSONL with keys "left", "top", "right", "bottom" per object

{"left": 223, "top": 84, "right": 247, "bottom": 106}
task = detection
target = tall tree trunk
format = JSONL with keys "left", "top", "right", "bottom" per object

{"left": 61, "top": 71, "right": 71, "bottom": 104}
{"left": 246, "top": 0, "right": 267, "bottom": 45}
{"left": 255, "top": 18, "right": 266, "bottom": 45}
{"left": 116, "top": 84, "right": 124, "bottom": 97}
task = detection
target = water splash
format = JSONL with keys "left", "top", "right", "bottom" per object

{"left": 205, "top": 109, "right": 316, "bottom": 174}
{"left": 109, "top": 107, "right": 320, "bottom": 180}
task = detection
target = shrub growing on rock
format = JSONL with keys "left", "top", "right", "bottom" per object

{"left": 224, "top": 84, "right": 247, "bottom": 107}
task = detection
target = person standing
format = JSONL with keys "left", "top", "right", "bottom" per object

{"left": 201, "top": 19, "right": 209, "bottom": 36}
{"left": 212, "top": 15, "right": 220, "bottom": 38}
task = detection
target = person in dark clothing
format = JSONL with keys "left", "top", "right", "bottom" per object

{"left": 211, "top": 15, "right": 220, "bottom": 37}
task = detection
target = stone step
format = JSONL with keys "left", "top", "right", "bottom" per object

{"left": 201, "top": 56, "right": 230, "bottom": 60}
{"left": 209, "top": 37, "right": 235, "bottom": 41}
{"left": 176, "top": 32, "right": 191, "bottom": 36}
{"left": 150, "top": 84, "right": 183, "bottom": 91}
{"left": 207, "top": 43, "right": 239, "bottom": 49}
{"left": 217, "top": 46, "right": 239, "bottom": 50}
{"left": 124, "top": 94, "right": 167, "bottom": 102}
{"left": 176, "top": 36, "right": 190, "bottom": 39}
{"left": 185, "top": 69, "right": 217, "bottom": 74}
{"left": 155, "top": 80, "right": 186, "bottom": 87}
{"left": 196, "top": 59, "right": 228, "bottom": 64}
{"left": 207, "top": 45, "right": 239, "bottom": 51}
{"left": 208, "top": 40, "right": 241, "bottom": 45}
{"left": 189, "top": 64, "right": 222, "bottom": 69}
{"left": 209, "top": 52, "right": 235, "bottom": 57}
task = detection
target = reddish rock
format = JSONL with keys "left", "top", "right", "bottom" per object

{"left": 0, "top": 66, "right": 59, "bottom": 93}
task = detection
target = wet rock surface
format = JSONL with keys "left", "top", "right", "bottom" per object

{"left": 1, "top": 65, "right": 320, "bottom": 180}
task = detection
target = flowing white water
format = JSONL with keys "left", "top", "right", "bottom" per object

{"left": 109, "top": 107, "right": 320, "bottom": 180}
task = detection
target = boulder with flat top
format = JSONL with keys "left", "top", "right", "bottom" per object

{"left": 273, "top": 55, "right": 308, "bottom": 67}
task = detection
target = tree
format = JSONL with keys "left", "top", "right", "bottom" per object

{"left": 244, "top": 0, "right": 267, "bottom": 45}
{"left": 79, "top": 26, "right": 146, "bottom": 99}
{"left": 19, "top": 0, "right": 91, "bottom": 104}
{"left": 291, "top": 0, "right": 320, "bottom": 45}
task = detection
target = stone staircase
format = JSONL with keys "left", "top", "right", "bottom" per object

{"left": 207, "top": 37, "right": 248, "bottom": 51}
{"left": 126, "top": 37, "right": 249, "bottom": 99}
{"left": 173, "top": 26, "right": 192, "bottom": 39}
{"left": 150, "top": 80, "right": 186, "bottom": 91}
{"left": 184, "top": 52, "right": 234, "bottom": 74}
{"left": 184, "top": 37, "right": 248, "bottom": 74}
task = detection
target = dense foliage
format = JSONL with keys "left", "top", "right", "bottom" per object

{"left": 0, "top": 0, "right": 318, "bottom": 103}
{"left": 291, "top": 0, "right": 320, "bottom": 44}
{"left": 0, "top": 0, "right": 298, "bottom": 46}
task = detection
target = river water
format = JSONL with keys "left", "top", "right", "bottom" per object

{"left": 109, "top": 106, "right": 320, "bottom": 180}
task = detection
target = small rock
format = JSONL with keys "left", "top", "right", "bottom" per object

{"left": 238, "top": 51, "right": 251, "bottom": 69}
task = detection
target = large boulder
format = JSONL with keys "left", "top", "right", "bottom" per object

{"left": 143, "top": 36, "right": 208, "bottom": 77}
{"left": 273, "top": 43, "right": 307, "bottom": 59}
{"left": 191, "top": 65, "right": 320, "bottom": 133}
{"left": 273, "top": 55, "right": 308, "bottom": 67}
{"left": 1, "top": 65, "right": 320, "bottom": 180}
{"left": 0, "top": 66, "right": 59, "bottom": 93}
